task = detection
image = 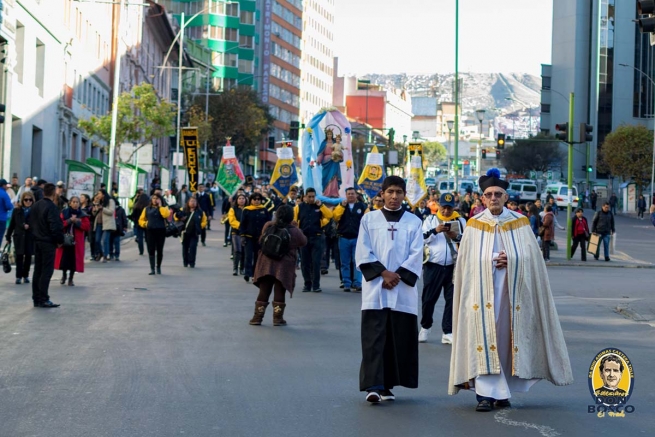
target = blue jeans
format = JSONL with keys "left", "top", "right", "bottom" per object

{"left": 600, "top": 233, "right": 611, "bottom": 259}
{"left": 95, "top": 226, "right": 104, "bottom": 257}
{"left": 339, "top": 237, "right": 362, "bottom": 288}
{"left": 109, "top": 233, "right": 121, "bottom": 259}
{"left": 134, "top": 226, "right": 144, "bottom": 255}
{"left": 102, "top": 230, "right": 113, "bottom": 258}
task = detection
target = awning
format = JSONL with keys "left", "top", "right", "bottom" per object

{"left": 65, "top": 160, "right": 102, "bottom": 175}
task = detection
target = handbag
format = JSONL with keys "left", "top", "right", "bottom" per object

{"left": 587, "top": 233, "right": 600, "bottom": 257}
{"left": 179, "top": 211, "right": 195, "bottom": 243}
{"left": 2, "top": 243, "right": 12, "bottom": 274}
{"left": 165, "top": 220, "right": 183, "bottom": 238}
{"left": 63, "top": 224, "right": 75, "bottom": 247}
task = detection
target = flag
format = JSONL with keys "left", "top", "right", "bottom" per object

{"left": 405, "top": 143, "right": 427, "bottom": 207}
{"left": 270, "top": 146, "right": 298, "bottom": 197}
{"left": 181, "top": 128, "right": 200, "bottom": 192}
{"left": 357, "top": 146, "right": 386, "bottom": 199}
{"left": 216, "top": 141, "right": 245, "bottom": 197}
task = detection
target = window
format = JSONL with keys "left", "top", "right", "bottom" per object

{"left": 541, "top": 103, "right": 551, "bottom": 114}
{"left": 542, "top": 76, "right": 551, "bottom": 90}
{"left": 240, "top": 10, "right": 254, "bottom": 24}
{"left": 238, "top": 59, "right": 253, "bottom": 74}
{"left": 239, "top": 35, "right": 254, "bottom": 48}
{"left": 35, "top": 39, "right": 46, "bottom": 97}
{"left": 16, "top": 22, "right": 25, "bottom": 84}
{"left": 225, "top": 2, "right": 239, "bottom": 16}
{"left": 212, "top": 52, "right": 237, "bottom": 67}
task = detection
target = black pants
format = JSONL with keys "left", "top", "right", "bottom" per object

{"left": 182, "top": 233, "right": 199, "bottom": 267}
{"left": 15, "top": 253, "right": 32, "bottom": 279}
{"left": 300, "top": 234, "right": 325, "bottom": 289}
{"left": 244, "top": 238, "right": 260, "bottom": 277}
{"left": 232, "top": 234, "right": 244, "bottom": 271}
{"left": 542, "top": 239, "right": 551, "bottom": 260}
{"left": 256, "top": 275, "right": 286, "bottom": 303}
{"left": 638, "top": 208, "right": 645, "bottom": 218}
{"left": 571, "top": 235, "right": 587, "bottom": 261}
{"left": 146, "top": 228, "right": 166, "bottom": 268}
{"left": 32, "top": 242, "right": 56, "bottom": 304}
{"left": 224, "top": 221, "right": 231, "bottom": 243}
{"left": 322, "top": 235, "right": 340, "bottom": 271}
{"left": 420, "top": 263, "right": 454, "bottom": 333}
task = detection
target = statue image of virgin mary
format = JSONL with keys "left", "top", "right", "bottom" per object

{"left": 316, "top": 126, "right": 343, "bottom": 198}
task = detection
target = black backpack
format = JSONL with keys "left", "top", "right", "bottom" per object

{"left": 261, "top": 225, "right": 291, "bottom": 260}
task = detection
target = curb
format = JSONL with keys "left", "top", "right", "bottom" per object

{"left": 615, "top": 306, "right": 648, "bottom": 321}
{"left": 548, "top": 262, "right": 655, "bottom": 269}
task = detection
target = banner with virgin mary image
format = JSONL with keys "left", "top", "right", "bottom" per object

{"left": 301, "top": 108, "right": 355, "bottom": 205}
{"left": 216, "top": 139, "right": 245, "bottom": 197}
{"left": 405, "top": 142, "right": 428, "bottom": 207}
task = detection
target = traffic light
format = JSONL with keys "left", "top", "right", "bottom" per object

{"left": 495, "top": 150, "right": 501, "bottom": 160}
{"left": 579, "top": 123, "right": 593, "bottom": 143}
{"left": 555, "top": 122, "right": 568, "bottom": 141}
{"left": 268, "top": 136, "right": 275, "bottom": 149}
{"left": 388, "top": 128, "right": 395, "bottom": 147}
{"left": 289, "top": 121, "right": 300, "bottom": 140}
{"left": 637, "top": 1, "right": 655, "bottom": 33}
{"left": 587, "top": 166, "right": 593, "bottom": 173}
{"left": 0, "top": 104, "right": 5, "bottom": 124}
{"left": 481, "top": 148, "right": 487, "bottom": 159}
{"left": 496, "top": 133, "right": 505, "bottom": 150}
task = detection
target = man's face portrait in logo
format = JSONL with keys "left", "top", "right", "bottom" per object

{"left": 600, "top": 355, "right": 623, "bottom": 390}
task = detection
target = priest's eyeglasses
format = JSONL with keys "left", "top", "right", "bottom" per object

{"left": 483, "top": 191, "right": 505, "bottom": 199}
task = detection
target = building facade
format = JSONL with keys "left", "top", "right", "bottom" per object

{"left": 298, "top": 0, "right": 334, "bottom": 124}
{"left": 543, "top": 0, "right": 653, "bottom": 183}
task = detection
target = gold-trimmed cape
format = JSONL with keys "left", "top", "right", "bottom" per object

{"left": 448, "top": 208, "right": 573, "bottom": 395}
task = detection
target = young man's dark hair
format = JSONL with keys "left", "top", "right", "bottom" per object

{"left": 305, "top": 187, "right": 316, "bottom": 195}
{"left": 345, "top": 187, "right": 356, "bottom": 193}
{"left": 249, "top": 192, "right": 262, "bottom": 202}
{"left": 381, "top": 176, "right": 406, "bottom": 193}
{"left": 42, "top": 183, "right": 57, "bottom": 198}
{"left": 603, "top": 201, "right": 610, "bottom": 207}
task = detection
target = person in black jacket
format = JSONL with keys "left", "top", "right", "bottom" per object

{"left": 592, "top": 202, "right": 615, "bottom": 261}
{"left": 6, "top": 191, "right": 36, "bottom": 284}
{"left": 129, "top": 193, "right": 150, "bottom": 256}
{"left": 332, "top": 187, "right": 369, "bottom": 292}
{"left": 239, "top": 193, "right": 272, "bottom": 282}
{"left": 29, "top": 183, "right": 65, "bottom": 308}
{"left": 227, "top": 194, "right": 247, "bottom": 275}
{"left": 110, "top": 201, "right": 128, "bottom": 261}
{"left": 138, "top": 194, "right": 171, "bottom": 275}
{"left": 175, "top": 197, "right": 207, "bottom": 268}
{"left": 196, "top": 184, "right": 214, "bottom": 243}
{"left": 221, "top": 194, "right": 232, "bottom": 247}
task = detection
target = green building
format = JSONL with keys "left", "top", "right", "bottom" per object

{"left": 160, "top": 0, "right": 257, "bottom": 92}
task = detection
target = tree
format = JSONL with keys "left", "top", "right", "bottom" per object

{"left": 78, "top": 83, "right": 177, "bottom": 163}
{"left": 600, "top": 124, "right": 653, "bottom": 192}
{"left": 183, "top": 105, "right": 213, "bottom": 145}
{"left": 421, "top": 141, "right": 448, "bottom": 167}
{"left": 201, "top": 88, "right": 274, "bottom": 158}
{"left": 500, "top": 134, "right": 564, "bottom": 175}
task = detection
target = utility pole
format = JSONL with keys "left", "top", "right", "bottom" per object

{"left": 454, "top": 0, "right": 459, "bottom": 191}
{"left": 566, "top": 93, "right": 574, "bottom": 260}
{"left": 174, "top": 12, "right": 185, "bottom": 186}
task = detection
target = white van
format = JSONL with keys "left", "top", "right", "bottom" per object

{"left": 541, "top": 184, "right": 579, "bottom": 210}
{"left": 437, "top": 180, "right": 478, "bottom": 195}
{"left": 508, "top": 180, "right": 538, "bottom": 202}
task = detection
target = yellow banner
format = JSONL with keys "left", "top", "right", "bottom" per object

{"left": 405, "top": 143, "right": 427, "bottom": 207}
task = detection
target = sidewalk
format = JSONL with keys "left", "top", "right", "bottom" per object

{"left": 546, "top": 235, "right": 655, "bottom": 268}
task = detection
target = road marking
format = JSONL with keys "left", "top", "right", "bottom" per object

{"left": 494, "top": 409, "right": 561, "bottom": 437}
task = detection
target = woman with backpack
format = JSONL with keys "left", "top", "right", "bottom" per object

{"left": 250, "top": 205, "right": 307, "bottom": 326}
{"left": 239, "top": 192, "right": 272, "bottom": 282}
{"left": 174, "top": 196, "right": 207, "bottom": 268}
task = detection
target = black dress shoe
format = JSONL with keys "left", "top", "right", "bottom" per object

{"left": 156, "top": 267, "right": 162, "bottom": 274}
{"left": 149, "top": 270, "right": 156, "bottom": 275}
{"left": 15, "top": 278, "right": 22, "bottom": 284}
{"left": 24, "top": 278, "right": 30, "bottom": 284}
{"left": 233, "top": 269, "right": 238, "bottom": 276}
{"left": 244, "top": 276, "right": 250, "bottom": 282}
{"left": 35, "top": 301, "right": 60, "bottom": 308}
{"left": 495, "top": 399, "right": 511, "bottom": 408}
{"left": 476, "top": 399, "right": 493, "bottom": 412}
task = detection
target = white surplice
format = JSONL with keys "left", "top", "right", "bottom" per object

{"left": 355, "top": 209, "right": 424, "bottom": 316}
{"left": 473, "top": 217, "right": 540, "bottom": 399}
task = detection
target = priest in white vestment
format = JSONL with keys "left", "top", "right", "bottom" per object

{"left": 356, "top": 176, "right": 424, "bottom": 403}
{"left": 448, "top": 168, "right": 573, "bottom": 412}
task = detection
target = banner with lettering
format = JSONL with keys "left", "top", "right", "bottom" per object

{"left": 357, "top": 146, "right": 386, "bottom": 199}
{"left": 405, "top": 143, "right": 427, "bottom": 207}
{"left": 216, "top": 141, "right": 245, "bottom": 197}
{"left": 181, "top": 127, "right": 200, "bottom": 193}
{"left": 270, "top": 146, "right": 298, "bottom": 197}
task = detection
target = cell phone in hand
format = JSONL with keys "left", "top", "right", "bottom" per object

{"left": 443, "top": 223, "right": 451, "bottom": 231}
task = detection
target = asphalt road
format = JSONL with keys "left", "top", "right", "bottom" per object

{"left": 0, "top": 228, "right": 653, "bottom": 437}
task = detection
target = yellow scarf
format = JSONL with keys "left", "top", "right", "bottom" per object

{"left": 437, "top": 210, "right": 460, "bottom": 222}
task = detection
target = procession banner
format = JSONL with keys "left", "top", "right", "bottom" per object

{"left": 216, "top": 141, "right": 245, "bottom": 197}
{"left": 405, "top": 143, "right": 427, "bottom": 207}
{"left": 270, "top": 146, "right": 298, "bottom": 197}
{"left": 181, "top": 127, "right": 200, "bottom": 192}
{"left": 67, "top": 170, "right": 96, "bottom": 199}
{"left": 357, "top": 146, "right": 386, "bottom": 199}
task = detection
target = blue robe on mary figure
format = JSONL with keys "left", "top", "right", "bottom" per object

{"left": 317, "top": 129, "right": 342, "bottom": 198}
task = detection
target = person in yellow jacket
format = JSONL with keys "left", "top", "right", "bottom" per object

{"left": 227, "top": 194, "right": 247, "bottom": 275}
{"left": 239, "top": 193, "right": 272, "bottom": 282}
{"left": 138, "top": 193, "right": 170, "bottom": 275}
{"left": 293, "top": 187, "right": 333, "bottom": 292}
{"left": 174, "top": 197, "right": 207, "bottom": 268}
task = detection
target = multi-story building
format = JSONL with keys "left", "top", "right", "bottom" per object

{"left": 543, "top": 0, "right": 654, "bottom": 183}
{"left": 298, "top": 0, "right": 334, "bottom": 124}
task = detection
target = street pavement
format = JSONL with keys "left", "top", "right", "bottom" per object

{"left": 0, "top": 224, "right": 653, "bottom": 437}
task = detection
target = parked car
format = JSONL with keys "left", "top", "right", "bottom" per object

{"left": 506, "top": 188, "right": 521, "bottom": 204}
{"left": 437, "top": 179, "right": 478, "bottom": 195}
{"left": 540, "top": 183, "right": 579, "bottom": 210}
{"left": 508, "top": 180, "right": 538, "bottom": 203}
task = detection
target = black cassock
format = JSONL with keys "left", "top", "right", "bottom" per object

{"left": 359, "top": 208, "right": 419, "bottom": 392}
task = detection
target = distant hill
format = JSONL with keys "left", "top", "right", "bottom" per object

{"left": 361, "top": 72, "right": 542, "bottom": 116}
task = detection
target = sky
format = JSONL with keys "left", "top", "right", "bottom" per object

{"left": 333, "top": 0, "right": 553, "bottom": 77}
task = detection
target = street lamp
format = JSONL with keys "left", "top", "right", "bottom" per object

{"left": 619, "top": 63, "right": 655, "bottom": 206}
{"left": 476, "top": 109, "right": 485, "bottom": 177}
{"left": 447, "top": 119, "right": 454, "bottom": 178}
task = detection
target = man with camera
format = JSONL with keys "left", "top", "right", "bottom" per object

{"left": 419, "top": 193, "right": 466, "bottom": 344}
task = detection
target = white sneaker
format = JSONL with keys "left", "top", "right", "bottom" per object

{"left": 418, "top": 328, "right": 431, "bottom": 343}
{"left": 366, "top": 391, "right": 381, "bottom": 403}
{"left": 441, "top": 333, "right": 453, "bottom": 345}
